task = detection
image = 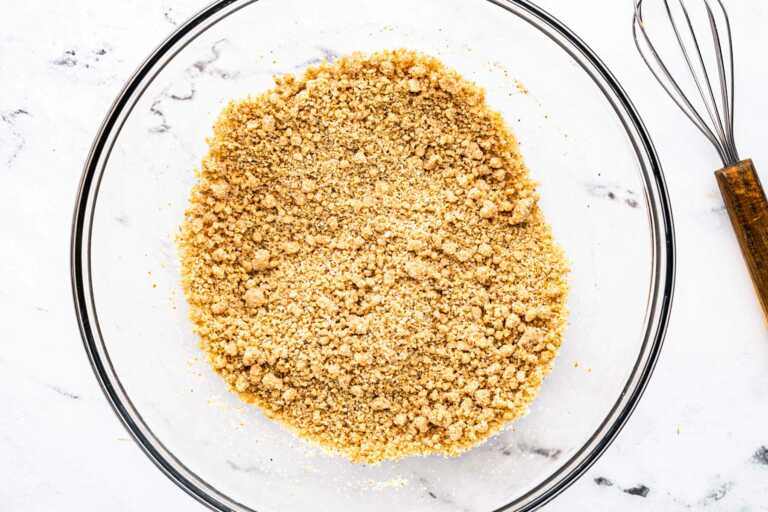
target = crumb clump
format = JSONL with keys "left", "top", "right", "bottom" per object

{"left": 177, "top": 49, "right": 569, "bottom": 463}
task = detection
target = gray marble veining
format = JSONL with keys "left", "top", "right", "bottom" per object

{"left": 2, "top": 0, "right": 768, "bottom": 511}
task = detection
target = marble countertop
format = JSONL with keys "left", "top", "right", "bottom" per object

{"left": 2, "top": 0, "right": 768, "bottom": 510}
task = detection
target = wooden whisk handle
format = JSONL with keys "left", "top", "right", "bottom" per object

{"left": 715, "top": 159, "right": 768, "bottom": 318}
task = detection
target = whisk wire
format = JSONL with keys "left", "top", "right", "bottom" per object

{"left": 633, "top": 2, "right": 726, "bottom": 162}
{"left": 633, "top": 0, "right": 740, "bottom": 167}
{"left": 707, "top": 2, "right": 731, "bottom": 143}
{"left": 708, "top": 0, "right": 738, "bottom": 162}
{"left": 671, "top": 0, "right": 729, "bottom": 155}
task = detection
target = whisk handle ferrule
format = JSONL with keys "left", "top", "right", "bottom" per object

{"left": 715, "top": 159, "right": 768, "bottom": 319}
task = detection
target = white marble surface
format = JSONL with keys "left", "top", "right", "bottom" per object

{"left": 2, "top": 0, "right": 768, "bottom": 510}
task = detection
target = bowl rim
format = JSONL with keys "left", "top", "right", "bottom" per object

{"left": 70, "top": 0, "right": 676, "bottom": 510}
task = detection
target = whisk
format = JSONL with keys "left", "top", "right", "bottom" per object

{"left": 634, "top": 0, "right": 768, "bottom": 317}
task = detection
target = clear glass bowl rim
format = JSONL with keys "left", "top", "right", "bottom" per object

{"left": 70, "top": 0, "right": 676, "bottom": 510}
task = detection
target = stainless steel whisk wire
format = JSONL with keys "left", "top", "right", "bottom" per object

{"left": 636, "top": 0, "right": 768, "bottom": 319}
{"left": 633, "top": 0, "right": 740, "bottom": 167}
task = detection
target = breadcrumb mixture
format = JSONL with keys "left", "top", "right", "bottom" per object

{"left": 178, "top": 49, "right": 568, "bottom": 463}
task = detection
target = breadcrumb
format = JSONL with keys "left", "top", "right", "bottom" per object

{"left": 177, "top": 49, "right": 569, "bottom": 464}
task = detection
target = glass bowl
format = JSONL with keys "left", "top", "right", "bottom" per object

{"left": 71, "top": 0, "right": 675, "bottom": 510}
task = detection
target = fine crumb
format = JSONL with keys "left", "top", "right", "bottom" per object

{"left": 177, "top": 49, "right": 569, "bottom": 464}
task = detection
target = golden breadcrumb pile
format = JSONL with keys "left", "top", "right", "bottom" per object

{"left": 177, "top": 49, "right": 568, "bottom": 463}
